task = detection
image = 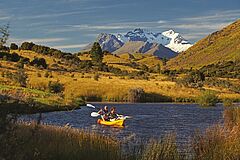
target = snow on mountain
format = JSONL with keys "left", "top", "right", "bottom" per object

{"left": 96, "top": 33, "right": 123, "bottom": 52}
{"left": 82, "top": 33, "right": 123, "bottom": 52}
{"left": 161, "top": 30, "right": 193, "bottom": 52}
{"left": 82, "top": 28, "right": 192, "bottom": 58}
{"left": 116, "top": 28, "right": 192, "bottom": 52}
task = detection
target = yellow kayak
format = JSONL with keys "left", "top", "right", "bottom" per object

{"left": 97, "top": 119, "right": 125, "bottom": 127}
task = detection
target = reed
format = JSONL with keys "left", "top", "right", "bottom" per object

{"left": 190, "top": 107, "right": 240, "bottom": 160}
{"left": 140, "top": 134, "right": 182, "bottom": 160}
{"left": 0, "top": 122, "right": 122, "bottom": 160}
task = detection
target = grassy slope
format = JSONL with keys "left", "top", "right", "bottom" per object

{"left": 167, "top": 19, "right": 240, "bottom": 69}
{"left": 1, "top": 48, "right": 240, "bottom": 103}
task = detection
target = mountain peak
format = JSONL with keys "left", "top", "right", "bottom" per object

{"left": 84, "top": 28, "right": 192, "bottom": 55}
{"left": 162, "top": 29, "right": 175, "bottom": 35}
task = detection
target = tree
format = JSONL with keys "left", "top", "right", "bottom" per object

{"left": 198, "top": 90, "right": 218, "bottom": 107}
{"left": 14, "top": 68, "right": 28, "bottom": 87}
{"left": 48, "top": 81, "right": 64, "bottom": 93}
{"left": 162, "top": 57, "right": 168, "bottom": 66}
{"left": 30, "top": 57, "right": 47, "bottom": 69}
{"left": 20, "top": 42, "right": 35, "bottom": 50}
{"left": 10, "top": 43, "right": 18, "bottom": 50}
{"left": 0, "top": 24, "right": 9, "bottom": 48}
{"left": 90, "top": 42, "right": 103, "bottom": 65}
{"left": 128, "top": 88, "right": 145, "bottom": 102}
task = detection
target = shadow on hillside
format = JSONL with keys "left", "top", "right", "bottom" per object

{"left": 145, "top": 92, "right": 173, "bottom": 102}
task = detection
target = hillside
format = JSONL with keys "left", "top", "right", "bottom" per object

{"left": 1, "top": 36, "right": 240, "bottom": 107}
{"left": 167, "top": 19, "right": 240, "bottom": 69}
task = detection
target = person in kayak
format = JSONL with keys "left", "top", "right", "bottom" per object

{"left": 108, "top": 107, "right": 118, "bottom": 120}
{"left": 98, "top": 106, "right": 109, "bottom": 121}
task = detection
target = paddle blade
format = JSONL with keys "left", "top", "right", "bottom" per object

{"left": 87, "top": 104, "right": 96, "bottom": 109}
{"left": 91, "top": 112, "right": 100, "bottom": 117}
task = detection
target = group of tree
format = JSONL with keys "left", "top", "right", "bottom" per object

{"left": 30, "top": 57, "right": 47, "bottom": 69}
{"left": 0, "top": 52, "right": 22, "bottom": 62}
{"left": 20, "top": 42, "right": 81, "bottom": 63}
{"left": 177, "top": 70, "right": 205, "bottom": 88}
{"left": 0, "top": 51, "right": 47, "bottom": 69}
{"left": 200, "top": 61, "right": 240, "bottom": 78}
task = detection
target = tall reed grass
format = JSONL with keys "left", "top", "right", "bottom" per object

{"left": 140, "top": 134, "right": 182, "bottom": 160}
{"left": 190, "top": 107, "right": 240, "bottom": 160}
{"left": 0, "top": 122, "right": 121, "bottom": 160}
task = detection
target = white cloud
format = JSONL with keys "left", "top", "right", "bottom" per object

{"left": 9, "top": 37, "right": 66, "bottom": 44}
{"left": 157, "top": 20, "right": 167, "bottom": 24}
{"left": 0, "top": 16, "right": 10, "bottom": 20}
{"left": 16, "top": 10, "right": 92, "bottom": 20}
{"left": 52, "top": 44, "right": 88, "bottom": 49}
{"left": 173, "top": 22, "right": 232, "bottom": 30}
{"left": 180, "top": 9, "right": 240, "bottom": 21}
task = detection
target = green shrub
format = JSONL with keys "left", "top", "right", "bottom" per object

{"left": 93, "top": 73, "right": 100, "bottom": 81}
{"left": 71, "top": 96, "right": 85, "bottom": 107}
{"left": 30, "top": 57, "right": 47, "bottom": 69}
{"left": 10, "top": 43, "right": 18, "bottom": 50}
{"left": 44, "top": 71, "right": 50, "bottom": 78}
{"left": 197, "top": 90, "right": 218, "bottom": 107}
{"left": 48, "top": 81, "right": 64, "bottom": 93}
{"left": 223, "top": 98, "right": 234, "bottom": 107}
{"left": 177, "top": 70, "right": 205, "bottom": 88}
{"left": 13, "top": 68, "right": 28, "bottom": 87}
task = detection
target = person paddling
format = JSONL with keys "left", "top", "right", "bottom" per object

{"left": 98, "top": 106, "right": 109, "bottom": 121}
{"left": 108, "top": 107, "right": 118, "bottom": 121}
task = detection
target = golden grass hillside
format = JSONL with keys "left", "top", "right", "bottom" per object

{"left": 167, "top": 19, "right": 240, "bottom": 69}
{"left": 1, "top": 48, "right": 240, "bottom": 104}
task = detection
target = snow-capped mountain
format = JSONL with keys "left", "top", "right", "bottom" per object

{"left": 96, "top": 33, "right": 123, "bottom": 52}
{"left": 117, "top": 28, "right": 192, "bottom": 52}
{"left": 83, "top": 33, "right": 123, "bottom": 52}
{"left": 82, "top": 28, "right": 192, "bottom": 58}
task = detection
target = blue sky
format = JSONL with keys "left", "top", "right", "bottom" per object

{"left": 0, "top": 0, "right": 239, "bottom": 52}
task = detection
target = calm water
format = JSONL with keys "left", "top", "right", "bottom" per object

{"left": 22, "top": 103, "right": 224, "bottom": 144}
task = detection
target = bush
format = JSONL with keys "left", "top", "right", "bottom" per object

{"left": 223, "top": 98, "right": 234, "bottom": 107}
{"left": 10, "top": 43, "right": 18, "bottom": 50}
{"left": 48, "top": 81, "right": 64, "bottom": 93}
{"left": 71, "top": 96, "right": 85, "bottom": 107}
{"left": 30, "top": 57, "right": 47, "bottom": 69}
{"left": 44, "top": 71, "right": 50, "bottom": 78}
{"left": 128, "top": 88, "right": 145, "bottom": 103}
{"left": 197, "top": 90, "right": 218, "bottom": 107}
{"left": 14, "top": 68, "right": 28, "bottom": 87}
{"left": 223, "top": 107, "right": 240, "bottom": 127}
{"left": 177, "top": 70, "right": 205, "bottom": 88}
{"left": 93, "top": 73, "right": 100, "bottom": 81}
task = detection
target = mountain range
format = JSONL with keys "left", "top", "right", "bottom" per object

{"left": 82, "top": 29, "right": 192, "bottom": 59}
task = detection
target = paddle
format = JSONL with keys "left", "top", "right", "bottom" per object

{"left": 86, "top": 104, "right": 98, "bottom": 109}
{"left": 91, "top": 112, "right": 100, "bottom": 117}
{"left": 117, "top": 114, "right": 132, "bottom": 119}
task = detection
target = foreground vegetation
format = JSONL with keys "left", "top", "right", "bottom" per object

{"left": 1, "top": 106, "right": 240, "bottom": 160}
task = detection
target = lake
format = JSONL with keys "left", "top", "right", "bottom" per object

{"left": 21, "top": 103, "right": 224, "bottom": 145}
